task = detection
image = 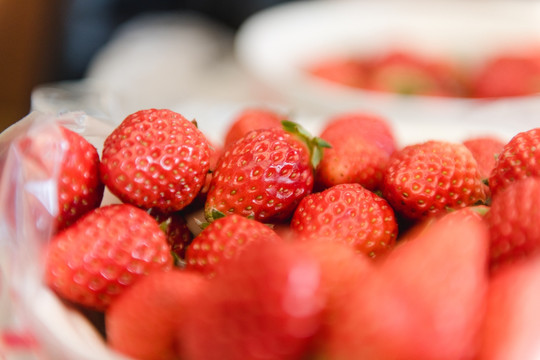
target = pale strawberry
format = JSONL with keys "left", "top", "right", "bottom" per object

{"left": 321, "top": 208, "right": 490, "bottom": 360}
{"left": 223, "top": 107, "right": 284, "bottom": 148}
{"left": 180, "top": 240, "right": 326, "bottom": 360}
{"left": 316, "top": 112, "right": 397, "bottom": 190}
{"left": 477, "top": 254, "right": 540, "bottom": 360}
{"left": 463, "top": 135, "right": 505, "bottom": 180}
{"left": 106, "top": 269, "right": 207, "bottom": 360}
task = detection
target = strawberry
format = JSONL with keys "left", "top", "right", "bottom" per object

{"left": 148, "top": 208, "right": 193, "bottom": 263}
{"left": 315, "top": 112, "right": 397, "bottom": 190}
{"left": 290, "top": 183, "right": 398, "bottom": 259}
{"left": 382, "top": 140, "right": 488, "bottom": 221}
{"left": 185, "top": 213, "right": 282, "bottom": 277}
{"left": 106, "top": 269, "right": 207, "bottom": 360}
{"left": 308, "top": 58, "right": 367, "bottom": 89}
{"left": 471, "top": 51, "right": 540, "bottom": 98}
{"left": 488, "top": 127, "right": 540, "bottom": 195}
{"left": 180, "top": 240, "right": 326, "bottom": 360}
{"left": 18, "top": 125, "right": 104, "bottom": 231}
{"left": 485, "top": 177, "right": 540, "bottom": 272}
{"left": 204, "top": 121, "right": 329, "bottom": 223}
{"left": 322, "top": 208, "right": 490, "bottom": 360}
{"left": 100, "top": 108, "right": 211, "bottom": 212}
{"left": 477, "top": 254, "right": 540, "bottom": 360}
{"left": 223, "top": 107, "right": 284, "bottom": 148}
{"left": 365, "top": 50, "right": 466, "bottom": 97}
{"left": 45, "top": 203, "right": 173, "bottom": 311}
{"left": 463, "top": 135, "right": 505, "bottom": 180}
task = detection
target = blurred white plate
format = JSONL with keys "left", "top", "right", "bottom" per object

{"left": 235, "top": 0, "right": 540, "bottom": 124}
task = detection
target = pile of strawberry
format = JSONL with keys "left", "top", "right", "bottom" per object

{"left": 308, "top": 48, "right": 540, "bottom": 98}
{"left": 41, "top": 106, "right": 540, "bottom": 359}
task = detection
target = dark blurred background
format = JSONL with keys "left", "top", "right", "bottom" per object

{"left": 0, "top": 0, "right": 292, "bottom": 132}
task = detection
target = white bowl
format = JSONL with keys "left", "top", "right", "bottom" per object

{"left": 235, "top": 0, "right": 540, "bottom": 124}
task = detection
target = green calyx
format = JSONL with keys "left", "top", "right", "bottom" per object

{"left": 281, "top": 120, "right": 331, "bottom": 169}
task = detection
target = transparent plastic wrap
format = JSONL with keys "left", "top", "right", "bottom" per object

{"left": 0, "top": 111, "right": 125, "bottom": 360}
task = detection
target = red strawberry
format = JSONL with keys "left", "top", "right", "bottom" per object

{"left": 180, "top": 240, "right": 326, "bottom": 360}
{"left": 290, "top": 183, "right": 398, "bottom": 259}
{"left": 322, "top": 208, "right": 490, "bottom": 360}
{"left": 106, "top": 269, "right": 207, "bottom": 360}
{"left": 185, "top": 213, "right": 282, "bottom": 277}
{"left": 471, "top": 51, "right": 540, "bottom": 98}
{"left": 148, "top": 208, "right": 193, "bottom": 263}
{"left": 316, "top": 112, "right": 397, "bottom": 190}
{"left": 308, "top": 58, "right": 367, "bottom": 89}
{"left": 45, "top": 204, "right": 173, "bottom": 311}
{"left": 488, "top": 127, "right": 540, "bottom": 195}
{"left": 463, "top": 135, "right": 505, "bottom": 180}
{"left": 100, "top": 108, "right": 211, "bottom": 212}
{"left": 477, "top": 254, "right": 540, "bottom": 360}
{"left": 223, "top": 107, "right": 284, "bottom": 148}
{"left": 365, "top": 50, "right": 466, "bottom": 97}
{"left": 382, "top": 140, "right": 488, "bottom": 221}
{"left": 204, "top": 121, "right": 329, "bottom": 223}
{"left": 485, "top": 177, "right": 540, "bottom": 272}
{"left": 18, "top": 125, "right": 104, "bottom": 231}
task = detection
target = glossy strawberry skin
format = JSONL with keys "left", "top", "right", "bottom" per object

{"left": 45, "top": 204, "right": 173, "bottom": 311}
{"left": 106, "top": 269, "right": 207, "bottom": 360}
{"left": 316, "top": 112, "right": 397, "bottom": 191}
{"left": 488, "top": 127, "right": 540, "bottom": 195}
{"left": 382, "top": 140, "right": 488, "bottom": 220}
{"left": 224, "top": 108, "right": 284, "bottom": 148}
{"left": 291, "top": 183, "right": 398, "bottom": 259}
{"left": 308, "top": 58, "right": 367, "bottom": 89}
{"left": 185, "top": 214, "right": 281, "bottom": 277}
{"left": 100, "top": 109, "right": 211, "bottom": 212}
{"left": 485, "top": 177, "right": 540, "bottom": 272}
{"left": 205, "top": 127, "right": 314, "bottom": 223}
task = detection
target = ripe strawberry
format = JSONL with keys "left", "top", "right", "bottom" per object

{"left": 316, "top": 112, "right": 397, "bottom": 190}
{"left": 471, "top": 51, "right": 540, "bottom": 98}
{"left": 185, "top": 213, "right": 282, "bottom": 277}
{"left": 308, "top": 58, "right": 367, "bottom": 89}
{"left": 290, "top": 183, "right": 398, "bottom": 259}
{"left": 463, "top": 135, "right": 505, "bottom": 180}
{"left": 148, "top": 208, "right": 193, "bottom": 263}
{"left": 365, "top": 50, "right": 466, "bottom": 97}
{"left": 204, "top": 121, "right": 329, "bottom": 223}
{"left": 488, "top": 127, "right": 540, "bottom": 195}
{"left": 223, "top": 107, "right": 284, "bottom": 148}
{"left": 485, "top": 177, "right": 540, "bottom": 272}
{"left": 100, "top": 108, "right": 211, "bottom": 212}
{"left": 382, "top": 140, "right": 488, "bottom": 221}
{"left": 45, "top": 204, "right": 173, "bottom": 311}
{"left": 322, "top": 208, "right": 490, "bottom": 360}
{"left": 18, "top": 125, "right": 104, "bottom": 231}
{"left": 477, "top": 254, "right": 540, "bottom": 360}
{"left": 180, "top": 240, "right": 326, "bottom": 360}
{"left": 106, "top": 269, "right": 207, "bottom": 360}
